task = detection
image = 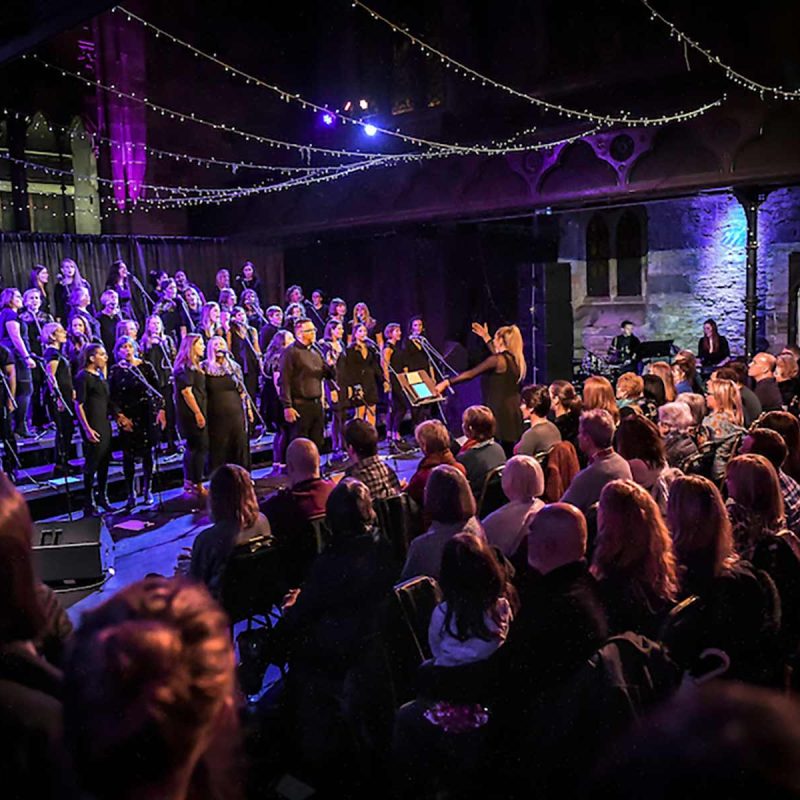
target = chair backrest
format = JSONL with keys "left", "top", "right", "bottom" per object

{"left": 308, "top": 513, "right": 330, "bottom": 555}
{"left": 373, "top": 493, "right": 423, "bottom": 562}
{"left": 477, "top": 465, "right": 506, "bottom": 519}
{"left": 219, "top": 536, "right": 285, "bottom": 625}
{"left": 394, "top": 575, "right": 443, "bottom": 662}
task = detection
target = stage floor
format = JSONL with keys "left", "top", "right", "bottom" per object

{"left": 58, "top": 444, "right": 423, "bottom": 626}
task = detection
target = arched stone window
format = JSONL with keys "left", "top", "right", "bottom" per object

{"left": 616, "top": 211, "right": 644, "bottom": 297}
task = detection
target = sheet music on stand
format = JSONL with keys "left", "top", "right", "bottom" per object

{"left": 395, "top": 369, "right": 444, "bottom": 407}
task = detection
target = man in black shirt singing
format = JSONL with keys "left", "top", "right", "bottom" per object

{"left": 279, "top": 317, "right": 335, "bottom": 451}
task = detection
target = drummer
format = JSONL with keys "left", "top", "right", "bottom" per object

{"left": 608, "top": 319, "right": 640, "bottom": 372}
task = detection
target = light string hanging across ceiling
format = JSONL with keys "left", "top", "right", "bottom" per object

{"left": 350, "top": 0, "right": 725, "bottom": 126}
{"left": 113, "top": 6, "right": 559, "bottom": 156}
{"left": 639, "top": 0, "right": 800, "bottom": 101}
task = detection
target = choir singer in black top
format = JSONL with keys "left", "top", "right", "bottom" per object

{"left": 279, "top": 317, "right": 335, "bottom": 452}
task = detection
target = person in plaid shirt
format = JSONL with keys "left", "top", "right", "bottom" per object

{"left": 740, "top": 429, "right": 800, "bottom": 534}
{"left": 344, "top": 418, "right": 402, "bottom": 500}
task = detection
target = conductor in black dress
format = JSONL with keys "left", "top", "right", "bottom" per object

{"left": 279, "top": 317, "right": 335, "bottom": 452}
{"left": 74, "top": 343, "right": 113, "bottom": 516}
{"left": 436, "top": 323, "right": 526, "bottom": 455}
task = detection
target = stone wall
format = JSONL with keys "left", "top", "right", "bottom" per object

{"left": 560, "top": 186, "right": 800, "bottom": 361}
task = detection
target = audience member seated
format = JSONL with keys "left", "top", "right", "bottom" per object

{"left": 401, "top": 465, "right": 483, "bottom": 581}
{"left": 775, "top": 352, "right": 800, "bottom": 410}
{"left": 429, "top": 534, "right": 517, "bottom": 668}
{"left": 701, "top": 377, "right": 745, "bottom": 481}
{"left": 749, "top": 352, "right": 784, "bottom": 413}
{"left": 615, "top": 414, "right": 678, "bottom": 514}
{"left": 503, "top": 503, "right": 608, "bottom": 697}
{"left": 664, "top": 475, "right": 781, "bottom": 685}
{"left": 542, "top": 440, "right": 581, "bottom": 502}
{"left": 515, "top": 384, "right": 561, "bottom": 456}
{"left": 725, "top": 454, "right": 800, "bottom": 655}
{"left": 675, "top": 391, "right": 706, "bottom": 436}
{"left": 591, "top": 480, "right": 677, "bottom": 638}
{"left": 758, "top": 410, "right": 800, "bottom": 484}
{"left": 344, "top": 418, "right": 402, "bottom": 500}
{"left": 643, "top": 373, "right": 667, "bottom": 410}
{"left": 658, "top": 401, "right": 700, "bottom": 469}
{"left": 268, "top": 479, "right": 398, "bottom": 790}
{"left": 185, "top": 463, "right": 270, "bottom": 598}
{"left": 717, "top": 362, "right": 762, "bottom": 427}
{"left": 548, "top": 380, "right": 582, "bottom": 452}
{"left": 561, "top": 409, "right": 632, "bottom": 512}
{"left": 580, "top": 376, "right": 619, "bottom": 425}
{"left": 645, "top": 361, "right": 677, "bottom": 402}
{"left": 616, "top": 372, "right": 657, "bottom": 421}
{"left": 456, "top": 405, "right": 507, "bottom": 498}
{"left": 740, "top": 428, "right": 800, "bottom": 534}
{"left": 592, "top": 683, "right": 800, "bottom": 799}
{"left": 672, "top": 350, "right": 703, "bottom": 394}
{"left": 63, "top": 577, "right": 240, "bottom": 800}
{"left": 0, "top": 517, "right": 64, "bottom": 798}
{"left": 0, "top": 473, "right": 72, "bottom": 666}
{"left": 482, "top": 455, "right": 544, "bottom": 559}
{"left": 407, "top": 420, "right": 467, "bottom": 509}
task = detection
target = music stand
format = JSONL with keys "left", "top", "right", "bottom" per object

{"left": 395, "top": 370, "right": 444, "bottom": 407}
{"left": 637, "top": 340, "right": 674, "bottom": 362}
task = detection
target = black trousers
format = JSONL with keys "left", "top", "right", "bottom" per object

{"left": 83, "top": 430, "right": 111, "bottom": 500}
{"left": 0, "top": 405, "right": 17, "bottom": 476}
{"left": 288, "top": 399, "right": 325, "bottom": 453}
{"left": 123, "top": 447, "right": 154, "bottom": 495}
{"left": 49, "top": 402, "right": 74, "bottom": 468}
{"left": 181, "top": 425, "right": 209, "bottom": 484}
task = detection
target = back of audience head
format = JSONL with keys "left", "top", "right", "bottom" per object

{"left": 578, "top": 408, "right": 615, "bottom": 454}
{"left": 462, "top": 405, "right": 495, "bottom": 442}
{"left": 520, "top": 384, "right": 551, "bottom": 421}
{"left": 592, "top": 480, "right": 677, "bottom": 602}
{"left": 286, "top": 437, "right": 321, "bottom": 483}
{"left": 326, "top": 478, "right": 376, "bottom": 539}
{"left": 759, "top": 411, "right": 800, "bottom": 482}
{"left": 64, "top": 576, "right": 238, "bottom": 800}
{"left": 725, "top": 359, "right": 750, "bottom": 386}
{"left": 672, "top": 353, "right": 696, "bottom": 385}
{"left": 726, "top": 454, "right": 784, "bottom": 533}
{"left": 658, "top": 401, "right": 693, "bottom": 436}
{"left": 667, "top": 475, "right": 736, "bottom": 586}
{"left": 615, "top": 414, "right": 667, "bottom": 469}
{"left": 549, "top": 380, "right": 581, "bottom": 414}
{"left": 592, "top": 683, "right": 800, "bottom": 799}
{"left": 776, "top": 352, "right": 799, "bottom": 382}
{"left": 415, "top": 419, "right": 450, "bottom": 456}
{"left": 646, "top": 361, "right": 676, "bottom": 401}
{"left": 643, "top": 374, "right": 666, "bottom": 407}
{"left": 741, "top": 428, "right": 788, "bottom": 475}
{"left": 502, "top": 455, "right": 544, "bottom": 504}
{"left": 616, "top": 372, "right": 643, "bottom": 401}
{"left": 528, "top": 503, "right": 587, "bottom": 575}
{"left": 675, "top": 392, "right": 706, "bottom": 428}
{"left": 345, "top": 418, "right": 379, "bottom": 459}
{"left": 439, "top": 533, "right": 515, "bottom": 641}
{"left": 582, "top": 376, "right": 619, "bottom": 423}
{"left": 208, "top": 464, "right": 259, "bottom": 532}
{"left": 706, "top": 377, "right": 743, "bottom": 425}
{"left": 424, "top": 464, "right": 476, "bottom": 525}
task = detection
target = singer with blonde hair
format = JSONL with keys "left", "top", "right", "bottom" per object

{"left": 436, "top": 322, "right": 527, "bottom": 453}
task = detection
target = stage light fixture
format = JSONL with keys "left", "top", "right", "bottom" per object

{"left": 359, "top": 98, "right": 369, "bottom": 110}
{"left": 364, "top": 124, "right": 377, "bottom": 136}
{"left": 321, "top": 111, "right": 335, "bottom": 126}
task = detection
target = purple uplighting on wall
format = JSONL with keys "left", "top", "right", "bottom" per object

{"left": 92, "top": 14, "right": 147, "bottom": 210}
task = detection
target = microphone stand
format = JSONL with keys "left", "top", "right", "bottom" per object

{"left": 233, "top": 325, "right": 266, "bottom": 439}
{"left": 130, "top": 274, "right": 156, "bottom": 316}
{"left": 176, "top": 293, "right": 197, "bottom": 333}
{"left": 224, "top": 354, "right": 266, "bottom": 435}
{"left": 126, "top": 362, "right": 166, "bottom": 510}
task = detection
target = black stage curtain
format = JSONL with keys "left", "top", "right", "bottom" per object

{"left": 0, "top": 232, "right": 284, "bottom": 313}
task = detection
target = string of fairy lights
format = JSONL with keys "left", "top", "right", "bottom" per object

{"left": 4, "top": 0, "right": 793, "bottom": 221}
{"left": 349, "top": 0, "right": 725, "bottom": 126}
{"left": 638, "top": 0, "right": 800, "bottom": 101}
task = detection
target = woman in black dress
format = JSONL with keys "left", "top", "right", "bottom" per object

{"left": 21, "top": 288, "right": 54, "bottom": 432}
{"left": 0, "top": 287, "right": 36, "bottom": 438}
{"left": 319, "top": 319, "right": 347, "bottom": 456}
{"left": 697, "top": 318, "right": 731, "bottom": 370}
{"left": 141, "top": 314, "right": 178, "bottom": 454}
{"left": 109, "top": 336, "right": 166, "bottom": 510}
{"left": 106, "top": 260, "right": 135, "bottom": 321}
{"left": 202, "top": 335, "right": 252, "bottom": 472}
{"left": 173, "top": 333, "right": 208, "bottom": 500}
{"left": 234, "top": 261, "right": 263, "bottom": 306}
{"left": 199, "top": 302, "right": 224, "bottom": 345}
{"left": 41, "top": 322, "right": 75, "bottom": 476}
{"left": 154, "top": 278, "right": 190, "bottom": 342}
{"left": 227, "top": 306, "right": 262, "bottom": 434}
{"left": 55, "top": 258, "right": 90, "bottom": 324}
{"left": 65, "top": 316, "right": 91, "bottom": 378}
{"left": 74, "top": 343, "right": 113, "bottom": 515}
{"left": 183, "top": 286, "right": 204, "bottom": 332}
{"left": 436, "top": 324, "right": 526, "bottom": 455}
{"left": 27, "top": 265, "right": 51, "bottom": 317}
{"left": 340, "top": 322, "right": 385, "bottom": 427}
